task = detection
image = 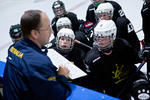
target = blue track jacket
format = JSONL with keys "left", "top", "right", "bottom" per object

{"left": 3, "top": 39, "right": 71, "bottom": 100}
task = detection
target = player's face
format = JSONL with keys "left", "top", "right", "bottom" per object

{"left": 95, "top": 36, "right": 111, "bottom": 48}
{"left": 55, "top": 8, "right": 65, "bottom": 16}
{"left": 58, "top": 36, "right": 72, "bottom": 49}
{"left": 98, "top": 13, "right": 111, "bottom": 22}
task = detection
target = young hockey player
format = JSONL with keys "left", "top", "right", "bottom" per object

{"left": 54, "top": 28, "right": 86, "bottom": 72}
{"left": 51, "top": 17, "right": 90, "bottom": 57}
{"left": 86, "top": 0, "right": 126, "bottom": 24}
{"left": 51, "top": 0, "right": 80, "bottom": 37}
{"left": 95, "top": 2, "right": 140, "bottom": 52}
{"left": 84, "top": 20, "right": 150, "bottom": 99}
{"left": 53, "top": 28, "right": 90, "bottom": 87}
{"left": 50, "top": 17, "right": 72, "bottom": 48}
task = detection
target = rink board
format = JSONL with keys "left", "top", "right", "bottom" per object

{"left": 67, "top": 83, "right": 120, "bottom": 100}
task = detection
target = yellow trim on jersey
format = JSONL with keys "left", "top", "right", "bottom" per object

{"left": 48, "top": 76, "right": 56, "bottom": 81}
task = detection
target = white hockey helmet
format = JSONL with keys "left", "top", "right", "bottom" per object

{"left": 56, "top": 28, "right": 75, "bottom": 54}
{"left": 94, "top": 20, "right": 117, "bottom": 52}
{"left": 95, "top": 2, "right": 114, "bottom": 19}
{"left": 56, "top": 17, "right": 72, "bottom": 31}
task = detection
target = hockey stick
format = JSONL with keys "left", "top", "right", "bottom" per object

{"left": 74, "top": 39, "right": 92, "bottom": 50}
{"left": 116, "top": 58, "right": 146, "bottom": 98}
{"left": 135, "top": 29, "right": 142, "bottom": 33}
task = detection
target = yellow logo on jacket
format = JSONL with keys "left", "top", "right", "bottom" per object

{"left": 48, "top": 76, "right": 56, "bottom": 81}
{"left": 10, "top": 46, "right": 24, "bottom": 58}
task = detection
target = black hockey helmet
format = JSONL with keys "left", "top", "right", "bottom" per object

{"left": 9, "top": 24, "right": 22, "bottom": 40}
{"left": 83, "top": 21, "right": 94, "bottom": 34}
{"left": 79, "top": 21, "right": 94, "bottom": 34}
{"left": 52, "top": 0, "right": 66, "bottom": 18}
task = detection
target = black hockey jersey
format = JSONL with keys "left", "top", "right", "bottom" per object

{"left": 84, "top": 38, "right": 142, "bottom": 98}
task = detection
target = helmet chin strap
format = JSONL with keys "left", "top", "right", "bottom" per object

{"left": 57, "top": 46, "right": 73, "bottom": 55}
{"left": 99, "top": 45, "right": 112, "bottom": 53}
{"left": 98, "top": 39, "right": 114, "bottom": 53}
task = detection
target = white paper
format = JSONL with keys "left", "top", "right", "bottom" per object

{"left": 47, "top": 49, "right": 87, "bottom": 79}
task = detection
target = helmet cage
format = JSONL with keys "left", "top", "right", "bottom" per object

{"left": 56, "top": 28, "right": 75, "bottom": 54}
{"left": 95, "top": 12, "right": 112, "bottom": 21}
{"left": 94, "top": 30, "right": 115, "bottom": 52}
